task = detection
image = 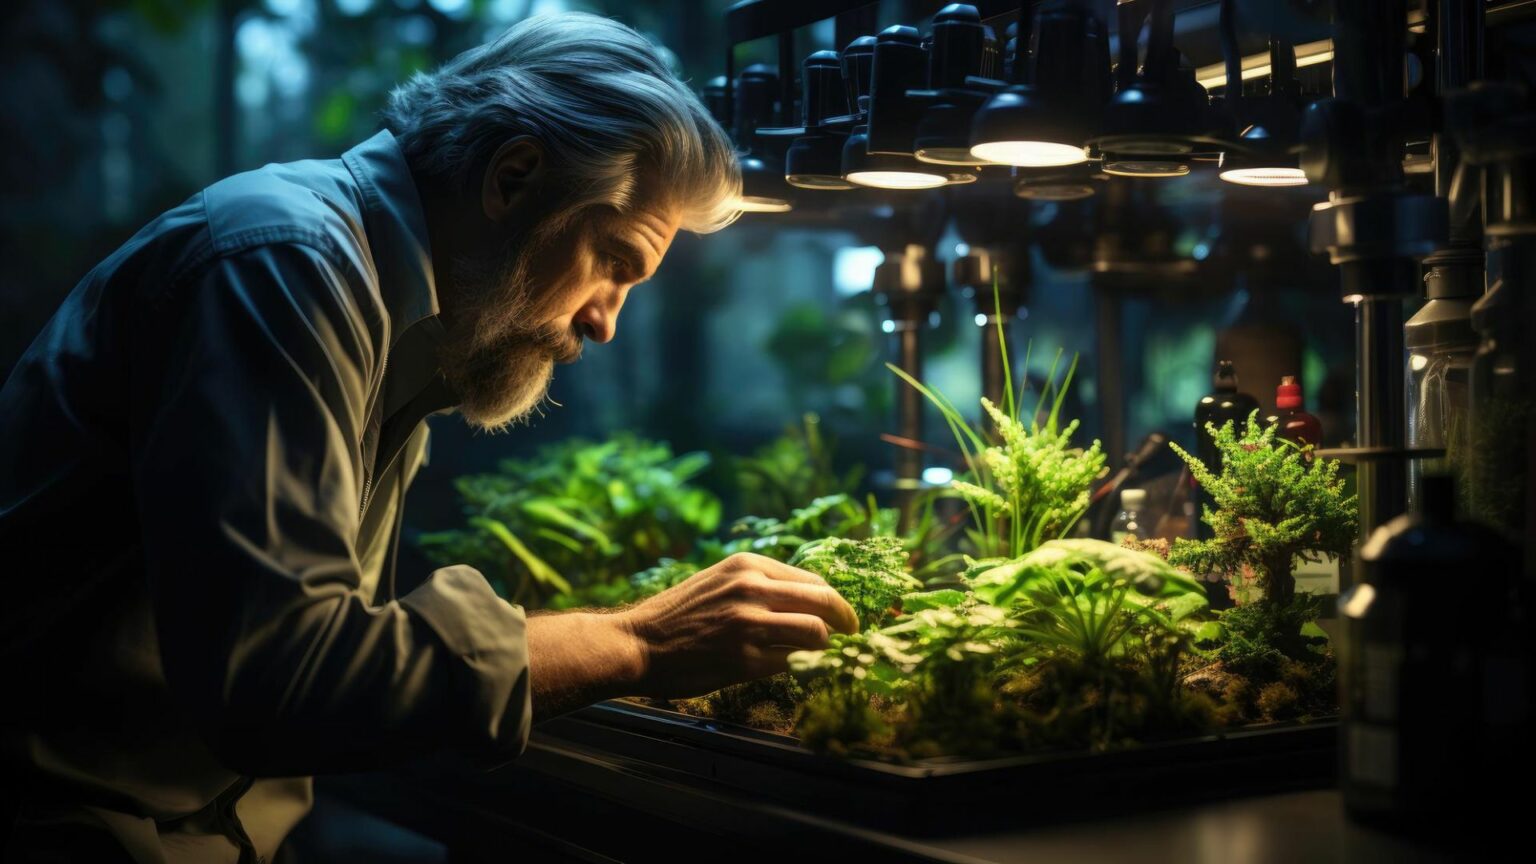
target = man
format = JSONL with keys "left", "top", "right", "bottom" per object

{"left": 0, "top": 13, "right": 856, "bottom": 862}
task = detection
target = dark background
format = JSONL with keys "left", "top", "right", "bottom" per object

{"left": 0, "top": 0, "right": 1354, "bottom": 561}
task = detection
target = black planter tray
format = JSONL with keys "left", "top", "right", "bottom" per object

{"left": 530, "top": 700, "right": 1339, "bottom": 835}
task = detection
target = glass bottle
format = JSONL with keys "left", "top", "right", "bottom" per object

{"left": 1341, "top": 475, "right": 1527, "bottom": 833}
{"left": 1405, "top": 251, "right": 1479, "bottom": 512}
{"left": 1110, "top": 488, "right": 1146, "bottom": 546}
{"left": 1265, "top": 375, "right": 1323, "bottom": 450}
{"left": 1193, "top": 360, "right": 1260, "bottom": 540}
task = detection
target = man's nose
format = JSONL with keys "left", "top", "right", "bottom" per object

{"left": 573, "top": 287, "right": 627, "bottom": 344}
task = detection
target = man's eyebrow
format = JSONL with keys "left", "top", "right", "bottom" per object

{"left": 610, "top": 236, "right": 655, "bottom": 281}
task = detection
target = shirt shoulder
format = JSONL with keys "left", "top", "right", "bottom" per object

{"left": 197, "top": 158, "right": 377, "bottom": 289}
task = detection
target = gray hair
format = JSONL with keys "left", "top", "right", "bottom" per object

{"left": 382, "top": 12, "right": 741, "bottom": 234}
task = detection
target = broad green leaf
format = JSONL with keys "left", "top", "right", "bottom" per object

{"left": 470, "top": 517, "right": 573, "bottom": 596}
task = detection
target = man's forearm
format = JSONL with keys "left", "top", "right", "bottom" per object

{"left": 525, "top": 609, "right": 646, "bottom": 721}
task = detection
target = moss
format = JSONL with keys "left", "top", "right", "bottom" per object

{"left": 1256, "top": 681, "right": 1300, "bottom": 720}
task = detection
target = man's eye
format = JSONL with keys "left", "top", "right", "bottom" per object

{"left": 604, "top": 253, "right": 630, "bottom": 276}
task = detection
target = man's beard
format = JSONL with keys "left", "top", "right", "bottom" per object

{"left": 437, "top": 226, "right": 585, "bottom": 433}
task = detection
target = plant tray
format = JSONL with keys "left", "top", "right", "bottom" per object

{"left": 531, "top": 700, "right": 1338, "bottom": 835}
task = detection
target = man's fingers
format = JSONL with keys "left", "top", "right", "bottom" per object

{"left": 755, "top": 611, "right": 833, "bottom": 651}
{"left": 749, "top": 580, "right": 859, "bottom": 635}
{"left": 746, "top": 554, "right": 829, "bottom": 587}
{"left": 745, "top": 646, "right": 798, "bottom": 679}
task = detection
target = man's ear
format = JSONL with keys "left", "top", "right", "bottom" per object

{"left": 480, "top": 136, "right": 546, "bottom": 224}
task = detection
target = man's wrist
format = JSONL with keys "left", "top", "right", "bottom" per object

{"left": 603, "top": 608, "right": 649, "bottom": 694}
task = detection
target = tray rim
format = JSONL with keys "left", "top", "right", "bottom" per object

{"left": 550, "top": 698, "right": 1340, "bottom": 782}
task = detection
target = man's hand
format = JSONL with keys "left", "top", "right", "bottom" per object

{"left": 525, "top": 553, "right": 856, "bottom": 720}
{"left": 621, "top": 552, "right": 858, "bottom": 699}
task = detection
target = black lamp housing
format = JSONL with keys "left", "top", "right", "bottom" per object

{"left": 969, "top": 0, "right": 1110, "bottom": 167}
{"left": 1091, "top": 0, "right": 1224, "bottom": 175}
{"left": 910, "top": 4, "right": 998, "bottom": 167}
{"left": 784, "top": 50, "right": 854, "bottom": 190}
{"left": 1220, "top": 38, "right": 1309, "bottom": 186}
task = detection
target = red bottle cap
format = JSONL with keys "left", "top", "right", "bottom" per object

{"left": 1276, "top": 375, "right": 1303, "bottom": 409}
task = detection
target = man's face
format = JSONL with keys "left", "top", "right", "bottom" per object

{"left": 437, "top": 200, "right": 682, "bottom": 432}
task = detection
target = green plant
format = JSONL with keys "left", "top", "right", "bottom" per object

{"left": 786, "top": 541, "right": 1215, "bottom": 757}
{"left": 889, "top": 291, "right": 1105, "bottom": 558}
{"left": 418, "top": 435, "right": 721, "bottom": 605}
{"left": 735, "top": 413, "right": 864, "bottom": 520}
{"left": 970, "top": 540, "right": 1208, "bottom": 668}
{"left": 1168, "top": 413, "right": 1356, "bottom": 604}
{"left": 789, "top": 536, "right": 920, "bottom": 629}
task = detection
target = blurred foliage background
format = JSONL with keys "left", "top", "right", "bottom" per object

{"left": 0, "top": 0, "right": 1356, "bottom": 581}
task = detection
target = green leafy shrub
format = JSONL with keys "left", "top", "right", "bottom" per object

{"left": 787, "top": 541, "right": 1216, "bottom": 757}
{"left": 1168, "top": 413, "right": 1356, "bottom": 604}
{"left": 734, "top": 413, "right": 864, "bottom": 521}
{"left": 891, "top": 345, "right": 1105, "bottom": 559}
{"left": 418, "top": 435, "right": 721, "bottom": 605}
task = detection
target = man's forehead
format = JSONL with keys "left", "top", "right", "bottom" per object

{"left": 602, "top": 203, "right": 682, "bottom": 259}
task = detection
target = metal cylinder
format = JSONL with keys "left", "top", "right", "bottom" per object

{"left": 929, "top": 3, "right": 984, "bottom": 90}
{"left": 896, "top": 320, "right": 925, "bottom": 489}
{"left": 733, "top": 64, "right": 778, "bottom": 142}
{"left": 801, "top": 50, "right": 846, "bottom": 129}
{"left": 1354, "top": 293, "right": 1410, "bottom": 533}
{"left": 867, "top": 25, "right": 926, "bottom": 155}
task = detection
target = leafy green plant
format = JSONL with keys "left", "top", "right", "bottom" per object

{"left": 888, "top": 289, "right": 1105, "bottom": 558}
{"left": 970, "top": 540, "right": 1208, "bottom": 667}
{"left": 735, "top": 413, "right": 864, "bottom": 521}
{"left": 786, "top": 541, "right": 1215, "bottom": 757}
{"left": 1168, "top": 413, "right": 1357, "bottom": 604}
{"left": 418, "top": 435, "right": 721, "bottom": 605}
{"left": 789, "top": 536, "right": 920, "bottom": 629}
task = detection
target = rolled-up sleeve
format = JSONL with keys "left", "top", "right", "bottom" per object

{"left": 130, "top": 242, "right": 530, "bottom": 777}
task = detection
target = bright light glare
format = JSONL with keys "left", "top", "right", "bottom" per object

{"left": 736, "top": 195, "right": 793, "bottom": 213}
{"left": 1410, "top": 353, "right": 1430, "bottom": 372}
{"left": 1196, "top": 46, "right": 1334, "bottom": 90}
{"left": 969, "top": 140, "right": 1088, "bottom": 167}
{"left": 1219, "top": 167, "right": 1308, "bottom": 187}
{"left": 914, "top": 147, "right": 993, "bottom": 166}
{"left": 1340, "top": 583, "right": 1376, "bottom": 619}
{"left": 846, "top": 170, "right": 948, "bottom": 190}
{"left": 834, "top": 246, "right": 884, "bottom": 296}
{"left": 922, "top": 467, "right": 954, "bottom": 485}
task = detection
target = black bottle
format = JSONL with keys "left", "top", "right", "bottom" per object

{"left": 1192, "top": 360, "right": 1260, "bottom": 540}
{"left": 1341, "top": 474, "right": 1529, "bottom": 836}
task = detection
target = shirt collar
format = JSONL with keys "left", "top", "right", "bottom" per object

{"left": 341, "top": 130, "right": 461, "bottom": 419}
{"left": 341, "top": 129, "right": 440, "bottom": 341}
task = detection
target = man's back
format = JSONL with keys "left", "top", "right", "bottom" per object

{"left": 0, "top": 132, "right": 532, "bottom": 862}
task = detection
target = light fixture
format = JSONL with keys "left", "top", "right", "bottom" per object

{"left": 739, "top": 155, "right": 795, "bottom": 210}
{"left": 844, "top": 126, "right": 950, "bottom": 189}
{"left": 1218, "top": 164, "right": 1307, "bottom": 186}
{"left": 1215, "top": 18, "right": 1309, "bottom": 188}
{"left": 1195, "top": 41, "right": 1333, "bottom": 91}
{"left": 1013, "top": 165, "right": 1098, "bottom": 200}
{"left": 1089, "top": 0, "right": 1221, "bottom": 174}
{"left": 784, "top": 50, "right": 854, "bottom": 190}
{"left": 911, "top": 4, "right": 996, "bottom": 166}
{"left": 730, "top": 65, "right": 797, "bottom": 211}
{"left": 968, "top": 2, "right": 1107, "bottom": 168}
{"left": 1103, "top": 159, "right": 1190, "bottom": 178}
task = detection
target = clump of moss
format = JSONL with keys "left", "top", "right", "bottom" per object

{"left": 704, "top": 673, "right": 807, "bottom": 733}
{"left": 795, "top": 682, "right": 891, "bottom": 756}
{"left": 789, "top": 536, "right": 919, "bottom": 629}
